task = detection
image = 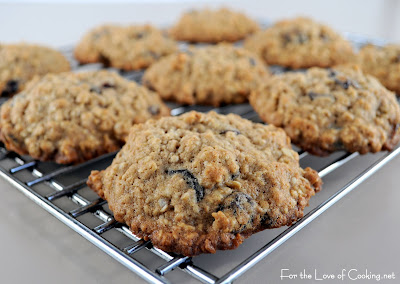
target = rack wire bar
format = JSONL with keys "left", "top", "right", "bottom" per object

{"left": 46, "top": 178, "right": 88, "bottom": 201}
{"left": 318, "top": 152, "right": 359, "bottom": 178}
{"left": 26, "top": 150, "right": 117, "bottom": 186}
{"left": 156, "top": 256, "right": 191, "bottom": 276}
{"left": 93, "top": 218, "right": 119, "bottom": 234}
{"left": 10, "top": 161, "right": 37, "bottom": 173}
{"left": 69, "top": 198, "right": 107, "bottom": 217}
{"left": 215, "top": 146, "right": 400, "bottom": 284}
{"left": 124, "top": 240, "right": 152, "bottom": 255}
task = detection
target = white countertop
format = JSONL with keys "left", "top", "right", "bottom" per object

{"left": 0, "top": 1, "right": 399, "bottom": 283}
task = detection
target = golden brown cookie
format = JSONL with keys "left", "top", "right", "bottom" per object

{"left": 74, "top": 24, "right": 178, "bottom": 70}
{"left": 142, "top": 44, "right": 269, "bottom": 106}
{"left": 244, "top": 17, "right": 354, "bottom": 69}
{"left": 250, "top": 66, "right": 400, "bottom": 156}
{"left": 358, "top": 44, "right": 400, "bottom": 95}
{"left": 0, "top": 71, "right": 169, "bottom": 164}
{"left": 169, "top": 8, "right": 259, "bottom": 43}
{"left": 87, "top": 111, "right": 322, "bottom": 256}
{"left": 0, "top": 43, "right": 70, "bottom": 96}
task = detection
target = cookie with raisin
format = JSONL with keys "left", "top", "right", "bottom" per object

{"left": 75, "top": 24, "right": 177, "bottom": 70}
{"left": 142, "top": 44, "right": 269, "bottom": 106}
{"left": 244, "top": 17, "right": 354, "bottom": 69}
{"left": 87, "top": 111, "right": 322, "bottom": 256}
{"left": 250, "top": 66, "right": 400, "bottom": 155}
{"left": 0, "top": 71, "right": 169, "bottom": 164}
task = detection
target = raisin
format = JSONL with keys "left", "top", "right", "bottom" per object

{"left": 1, "top": 80, "right": 19, "bottom": 96}
{"left": 90, "top": 82, "right": 115, "bottom": 94}
{"left": 135, "top": 32, "right": 146, "bottom": 39}
{"left": 392, "top": 54, "right": 400, "bottom": 63}
{"left": 89, "top": 86, "right": 102, "bottom": 94}
{"left": 98, "top": 53, "right": 111, "bottom": 67}
{"left": 220, "top": 129, "right": 241, "bottom": 135}
{"left": 334, "top": 78, "right": 360, "bottom": 90}
{"left": 328, "top": 69, "right": 337, "bottom": 78}
{"left": 102, "top": 82, "right": 115, "bottom": 88}
{"left": 282, "top": 31, "right": 308, "bottom": 46}
{"left": 142, "top": 79, "right": 155, "bottom": 91}
{"left": 167, "top": 169, "right": 204, "bottom": 201}
{"left": 333, "top": 140, "right": 345, "bottom": 150}
{"left": 319, "top": 33, "right": 330, "bottom": 42}
{"left": 337, "top": 79, "right": 350, "bottom": 89}
{"left": 217, "top": 192, "right": 257, "bottom": 233}
{"left": 308, "top": 92, "right": 319, "bottom": 100}
{"left": 307, "top": 92, "right": 335, "bottom": 101}
{"left": 297, "top": 33, "right": 308, "bottom": 44}
{"left": 249, "top": 57, "right": 256, "bottom": 66}
{"left": 231, "top": 172, "right": 240, "bottom": 179}
{"left": 328, "top": 69, "right": 360, "bottom": 90}
{"left": 7, "top": 133, "right": 20, "bottom": 144}
{"left": 147, "top": 51, "right": 160, "bottom": 59}
{"left": 148, "top": 105, "right": 160, "bottom": 115}
{"left": 261, "top": 213, "right": 274, "bottom": 228}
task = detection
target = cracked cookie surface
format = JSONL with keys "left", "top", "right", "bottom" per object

{"left": 142, "top": 44, "right": 269, "bottom": 106}
{"left": 244, "top": 17, "right": 354, "bottom": 69}
{"left": 358, "top": 44, "right": 400, "bottom": 95}
{"left": 250, "top": 66, "right": 400, "bottom": 156}
{"left": 0, "top": 71, "right": 169, "bottom": 164}
{"left": 169, "top": 8, "right": 259, "bottom": 43}
{"left": 87, "top": 111, "right": 322, "bottom": 256}
{"left": 74, "top": 24, "right": 178, "bottom": 70}
{"left": 0, "top": 43, "right": 70, "bottom": 96}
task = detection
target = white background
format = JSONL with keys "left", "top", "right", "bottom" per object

{"left": 1, "top": 0, "right": 400, "bottom": 47}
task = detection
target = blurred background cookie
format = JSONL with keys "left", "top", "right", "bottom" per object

{"left": 358, "top": 44, "right": 400, "bottom": 95}
{"left": 143, "top": 44, "right": 269, "bottom": 106}
{"left": 169, "top": 8, "right": 259, "bottom": 43}
{"left": 75, "top": 24, "right": 178, "bottom": 70}
{"left": 250, "top": 65, "right": 400, "bottom": 155}
{"left": 244, "top": 17, "right": 355, "bottom": 68}
{"left": 0, "top": 43, "right": 70, "bottom": 96}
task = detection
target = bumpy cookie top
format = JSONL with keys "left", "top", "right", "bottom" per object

{"left": 0, "top": 43, "right": 70, "bottom": 96}
{"left": 250, "top": 66, "right": 400, "bottom": 156}
{"left": 74, "top": 24, "right": 178, "bottom": 70}
{"left": 358, "top": 44, "right": 400, "bottom": 95}
{"left": 88, "top": 111, "right": 322, "bottom": 256}
{"left": 169, "top": 8, "right": 259, "bottom": 43}
{"left": 0, "top": 71, "right": 170, "bottom": 164}
{"left": 244, "top": 17, "right": 354, "bottom": 68}
{"left": 142, "top": 44, "right": 269, "bottom": 106}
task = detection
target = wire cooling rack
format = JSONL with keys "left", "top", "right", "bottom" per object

{"left": 0, "top": 34, "right": 399, "bottom": 284}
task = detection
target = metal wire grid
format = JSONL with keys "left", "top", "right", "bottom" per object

{"left": 0, "top": 35, "right": 398, "bottom": 284}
